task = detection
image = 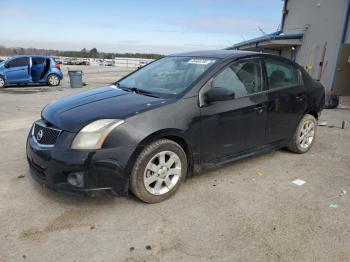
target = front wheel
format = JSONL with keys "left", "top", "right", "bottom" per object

{"left": 0, "top": 76, "right": 5, "bottom": 88}
{"left": 130, "top": 139, "right": 188, "bottom": 203}
{"left": 288, "top": 114, "right": 317, "bottom": 154}
{"left": 47, "top": 74, "right": 60, "bottom": 86}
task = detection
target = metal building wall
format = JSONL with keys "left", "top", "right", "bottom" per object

{"left": 281, "top": 48, "right": 292, "bottom": 59}
{"left": 346, "top": 16, "right": 350, "bottom": 43}
{"left": 283, "top": 0, "right": 348, "bottom": 89}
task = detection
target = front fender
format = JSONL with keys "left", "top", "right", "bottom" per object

{"left": 0, "top": 68, "right": 7, "bottom": 82}
{"left": 102, "top": 97, "right": 201, "bottom": 175}
{"left": 103, "top": 97, "right": 200, "bottom": 152}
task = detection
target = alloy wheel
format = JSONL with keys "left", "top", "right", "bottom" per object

{"left": 48, "top": 75, "right": 59, "bottom": 86}
{"left": 0, "top": 78, "right": 5, "bottom": 88}
{"left": 299, "top": 120, "right": 315, "bottom": 149}
{"left": 143, "top": 150, "right": 182, "bottom": 195}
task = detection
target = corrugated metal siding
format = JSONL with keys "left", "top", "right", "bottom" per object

{"left": 283, "top": 0, "right": 348, "bottom": 89}
{"left": 346, "top": 17, "right": 350, "bottom": 43}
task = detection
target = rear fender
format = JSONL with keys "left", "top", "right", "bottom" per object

{"left": 46, "top": 69, "right": 63, "bottom": 80}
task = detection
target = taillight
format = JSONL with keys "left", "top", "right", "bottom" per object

{"left": 55, "top": 64, "right": 61, "bottom": 70}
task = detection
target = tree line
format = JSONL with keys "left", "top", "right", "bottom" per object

{"left": 0, "top": 46, "right": 163, "bottom": 60}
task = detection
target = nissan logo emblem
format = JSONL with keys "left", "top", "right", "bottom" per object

{"left": 36, "top": 129, "right": 44, "bottom": 141}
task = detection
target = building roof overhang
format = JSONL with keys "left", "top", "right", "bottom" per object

{"left": 227, "top": 32, "right": 303, "bottom": 51}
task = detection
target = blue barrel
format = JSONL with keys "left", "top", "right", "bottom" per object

{"left": 68, "top": 70, "right": 83, "bottom": 88}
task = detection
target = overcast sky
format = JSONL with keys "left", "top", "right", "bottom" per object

{"left": 0, "top": 0, "right": 284, "bottom": 54}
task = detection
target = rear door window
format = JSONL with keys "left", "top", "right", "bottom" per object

{"left": 265, "top": 59, "right": 300, "bottom": 90}
{"left": 7, "top": 57, "right": 29, "bottom": 68}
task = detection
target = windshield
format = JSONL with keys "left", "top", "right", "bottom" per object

{"left": 0, "top": 58, "right": 6, "bottom": 65}
{"left": 118, "top": 56, "right": 217, "bottom": 97}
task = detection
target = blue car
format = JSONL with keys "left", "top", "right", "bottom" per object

{"left": 0, "top": 55, "right": 63, "bottom": 88}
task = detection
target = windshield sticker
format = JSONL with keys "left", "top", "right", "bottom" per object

{"left": 188, "top": 59, "right": 215, "bottom": 65}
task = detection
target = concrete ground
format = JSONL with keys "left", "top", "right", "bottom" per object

{"left": 0, "top": 66, "right": 349, "bottom": 262}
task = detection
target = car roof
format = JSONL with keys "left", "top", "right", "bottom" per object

{"left": 169, "top": 50, "right": 259, "bottom": 59}
{"left": 9, "top": 55, "right": 52, "bottom": 59}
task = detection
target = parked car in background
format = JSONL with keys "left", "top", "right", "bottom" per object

{"left": 0, "top": 55, "right": 63, "bottom": 88}
{"left": 65, "top": 59, "right": 78, "bottom": 65}
{"left": 26, "top": 50, "right": 325, "bottom": 203}
{"left": 102, "top": 60, "right": 115, "bottom": 66}
{"left": 64, "top": 59, "right": 90, "bottom": 66}
{"left": 78, "top": 60, "right": 90, "bottom": 66}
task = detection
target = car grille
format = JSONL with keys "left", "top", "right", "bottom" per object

{"left": 32, "top": 122, "right": 61, "bottom": 146}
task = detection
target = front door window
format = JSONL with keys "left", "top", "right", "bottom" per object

{"left": 212, "top": 59, "right": 262, "bottom": 98}
{"left": 7, "top": 57, "right": 29, "bottom": 68}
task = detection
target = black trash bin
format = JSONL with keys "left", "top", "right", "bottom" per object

{"left": 68, "top": 70, "right": 83, "bottom": 88}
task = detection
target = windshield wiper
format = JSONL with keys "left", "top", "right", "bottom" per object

{"left": 118, "top": 86, "right": 160, "bottom": 98}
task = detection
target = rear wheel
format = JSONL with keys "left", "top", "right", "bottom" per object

{"left": 130, "top": 139, "right": 187, "bottom": 203}
{"left": 288, "top": 114, "right": 317, "bottom": 154}
{"left": 47, "top": 74, "right": 60, "bottom": 86}
{"left": 0, "top": 76, "right": 5, "bottom": 88}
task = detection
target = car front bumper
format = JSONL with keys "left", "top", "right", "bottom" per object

{"left": 26, "top": 135, "right": 136, "bottom": 196}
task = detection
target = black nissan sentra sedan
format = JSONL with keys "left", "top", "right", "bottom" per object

{"left": 26, "top": 50, "right": 325, "bottom": 203}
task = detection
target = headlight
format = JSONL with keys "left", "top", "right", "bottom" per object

{"left": 71, "top": 119, "right": 124, "bottom": 150}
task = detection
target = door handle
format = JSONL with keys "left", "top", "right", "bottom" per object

{"left": 296, "top": 93, "right": 305, "bottom": 101}
{"left": 254, "top": 104, "right": 265, "bottom": 114}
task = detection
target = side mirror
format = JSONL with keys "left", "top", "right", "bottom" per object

{"left": 4, "top": 63, "right": 9, "bottom": 69}
{"left": 205, "top": 87, "right": 235, "bottom": 102}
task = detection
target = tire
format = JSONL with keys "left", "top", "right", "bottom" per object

{"left": 47, "top": 74, "right": 60, "bottom": 86}
{"left": 130, "top": 139, "right": 188, "bottom": 203}
{"left": 0, "top": 76, "right": 5, "bottom": 88}
{"left": 287, "top": 114, "right": 317, "bottom": 154}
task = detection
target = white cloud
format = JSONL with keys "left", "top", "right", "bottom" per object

{"left": 169, "top": 15, "right": 279, "bottom": 35}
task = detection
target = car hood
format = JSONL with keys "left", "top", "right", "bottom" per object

{"left": 42, "top": 86, "right": 167, "bottom": 132}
